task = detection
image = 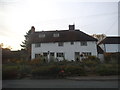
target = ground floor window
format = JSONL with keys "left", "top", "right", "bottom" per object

{"left": 43, "top": 53, "right": 48, "bottom": 57}
{"left": 82, "top": 52, "right": 91, "bottom": 56}
{"left": 50, "top": 53, "right": 54, "bottom": 56}
{"left": 35, "top": 54, "right": 41, "bottom": 58}
{"left": 56, "top": 53, "right": 64, "bottom": 57}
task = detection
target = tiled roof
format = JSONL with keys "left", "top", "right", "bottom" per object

{"left": 99, "top": 37, "right": 120, "bottom": 44}
{"left": 29, "top": 30, "right": 97, "bottom": 43}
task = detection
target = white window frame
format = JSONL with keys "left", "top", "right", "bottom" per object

{"left": 39, "top": 34, "right": 45, "bottom": 38}
{"left": 58, "top": 42, "right": 64, "bottom": 46}
{"left": 35, "top": 54, "right": 41, "bottom": 58}
{"left": 53, "top": 33, "right": 59, "bottom": 37}
{"left": 82, "top": 52, "right": 91, "bottom": 56}
{"left": 71, "top": 42, "right": 74, "bottom": 45}
{"left": 56, "top": 53, "right": 64, "bottom": 57}
{"left": 35, "top": 43, "right": 41, "bottom": 47}
{"left": 81, "top": 41, "right": 87, "bottom": 46}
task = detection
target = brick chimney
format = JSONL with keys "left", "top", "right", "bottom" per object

{"left": 69, "top": 25, "right": 75, "bottom": 30}
{"left": 31, "top": 26, "right": 35, "bottom": 33}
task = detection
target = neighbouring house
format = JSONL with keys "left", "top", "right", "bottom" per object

{"left": 2, "top": 48, "right": 27, "bottom": 63}
{"left": 98, "top": 37, "right": 120, "bottom": 53}
{"left": 29, "top": 25, "right": 98, "bottom": 62}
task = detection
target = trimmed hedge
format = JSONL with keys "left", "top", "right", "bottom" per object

{"left": 96, "top": 64, "right": 118, "bottom": 76}
{"left": 31, "top": 65, "right": 61, "bottom": 77}
{"left": 64, "top": 65, "right": 86, "bottom": 76}
{"left": 2, "top": 65, "right": 19, "bottom": 79}
{"left": 31, "top": 65, "right": 86, "bottom": 77}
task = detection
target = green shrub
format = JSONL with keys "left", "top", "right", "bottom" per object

{"left": 104, "top": 53, "right": 119, "bottom": 64}
{"left": 49, "top": 65, "right": 61, "bottom": 75}
{"left": 96, "top": 64, "right": 118, "bottom": 76}
{"left": 64, "top": 65, "right": 86, "bottom": 76}
{"left": 31, "top": 65, "right": 61, "bottom": 77}
{"left": 30, "top": 57, "right": 48, "bottom": 66}
{"left": 58, "top": 60, "right": 69, "bottom": 65}
{"left": 2, "top": 65, "right": 19, "bottom": 79}
{"left": 32, "top": 66, "right": 49, "bottom": 76}
{"left": 18, "top": 65, "right": 32, "bottom": 78}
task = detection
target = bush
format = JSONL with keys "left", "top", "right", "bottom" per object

{"left": 64, "top": 65, "right": 86, "bottom": 76}
{"left": 104, "top": 53, "right": 119, "bottom": 64}
{"left": 2, "top": 65, "right": 19, "bottom": 79}
{"left": 58, "top": 60, "right": 69, "bottom": 65}
{"left": 81, "top": 56, "right": 100, "bottom": 74}
{"left": 18, "top": 65, "right": 32, "bottom": 78}
{"left": 96, "top": 64, "right": 118, "bottom": 76}
{"left": 29, "top": 58, "right": 47, "bottom": 65}
{"left": 32, "top": 66, "right": 49, "bottom": 76}
{"left": 31, "top": 65, "right": 61, "bottom": 77}
{"left": 49, "top": 65, "right": 61, "bottom": 75}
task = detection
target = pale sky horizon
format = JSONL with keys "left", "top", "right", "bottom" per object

{"left": 0, "top": 0, "right": 119, "bottom": 50}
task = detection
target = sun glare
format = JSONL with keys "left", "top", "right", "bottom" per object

{"left": 0, "top": 0, "right": 118, "bottom": 50}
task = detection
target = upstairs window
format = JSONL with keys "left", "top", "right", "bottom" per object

{"left": 53, "top": 33, "right": 59, "bottom": 37}
{"left": 71, "top": 42, "right": 74, "bottom": 45}
{"left": 35, "top": 43, "right": 41, "bottom": 47}
{"left": 81, "top": 41, "right": 87, "bottom": 46}
{"left": 39, "top": 34, "right": 45, "bottom": 38}
{"left": 58, "top": 42, "right": 64, "bottom": 46}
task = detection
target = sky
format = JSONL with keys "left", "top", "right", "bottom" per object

{"left": 0, "top": 0, "right": 119, "bottom": 50}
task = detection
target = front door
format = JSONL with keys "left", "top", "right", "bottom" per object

{"left": 50, "top": 52, "right": 55, "bottom": 61}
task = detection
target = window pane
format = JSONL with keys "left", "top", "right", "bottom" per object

{"left": 35, "top": 54, "right": 41, "bottom": 58}
{"left": 57, "top": 53, "right": 64, "bottom": 57}
{"left": 43, "top": 53, "right": 48, "bottom": 57}
{"left": 50, "top": 53, "right": 54, "bottom": 56}
{"left": 58, "top": 42, "right": 64, "bottom": 46}
{"left": 82, "top": 52, "right": 91, "bottom": 56}
{"left": 39, "top": 34, "right": 45, "bottom": 38}
{"left": 53, "top": 33, "right": 59, "bottom": 37}
{"left": 71, "top": 42, "right": 74, "bottom": 45}
{"left": 35, "top": 43, "right": 41, "bottom": 47}
{"left": 81, "top": 41, "right": 87, "bottom": 46}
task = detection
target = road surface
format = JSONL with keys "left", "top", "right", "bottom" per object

{"left": 2, "top": 79, "right": 118, "bottom": 88}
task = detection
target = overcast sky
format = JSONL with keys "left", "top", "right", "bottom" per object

{"left": 0, "top": 0, "right": 119, "bottom": 50}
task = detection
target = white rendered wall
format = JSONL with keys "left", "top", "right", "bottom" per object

{"left": 105, "top": 44, "right": 120, "bottom": 53}
{"left": 31, "top": 41, "right": 97, "bottom": 61}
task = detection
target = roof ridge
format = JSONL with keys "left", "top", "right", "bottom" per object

{"left": 34, "top": 29, "right": 80, "bottom": 33}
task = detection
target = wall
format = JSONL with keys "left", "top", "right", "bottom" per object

{"left": 105, "top": 44, "right": 120, "bottom": 53}
{"left": 98, "top": 54, "right": 104, "bottom": 62}
{"left": 31, "top": 41, "right": 97, "bottom": 61}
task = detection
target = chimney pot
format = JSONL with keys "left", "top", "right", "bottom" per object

{"left": 31, "top": 26, "right": 35, "bottom": 33}
{"left": 69, "top": 25, "right": 75, "bottom": 30}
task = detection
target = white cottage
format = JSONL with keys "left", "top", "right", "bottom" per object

{"left": 99, "top": 37, "right": 120, "bottom": 53}
{"left": 29, "top": 25, "right": 98, "bottom": 61}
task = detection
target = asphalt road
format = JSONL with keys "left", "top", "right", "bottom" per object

{"left": 2, "top": 79, "right": 118, "bottom": 88}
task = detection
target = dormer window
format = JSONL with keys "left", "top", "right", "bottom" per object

{"left": 39, "top": 34, "right": 45, "bottom": 38}
{"left": 53, "top": 33, "right": 59, "bottom": 37}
